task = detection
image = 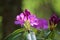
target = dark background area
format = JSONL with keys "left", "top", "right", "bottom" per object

{"left": 0, "top": 0, "right": 22, "bottom": 40}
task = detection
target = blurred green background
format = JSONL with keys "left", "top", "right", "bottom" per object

{"left": 0, "top": 0, "right": 60, "bottom": 40}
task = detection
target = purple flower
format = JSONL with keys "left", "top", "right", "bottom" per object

{"left": 15, "top": 9, "right": 48, "bottom": 30}
{"left": 49, "top": 14, "right": 60, "bottom": 25}
{"left": 15, "top": 9, "right": 38, "bottom": 26}
{"left": 33, "top": 19, "right": 48, "bottom": 30}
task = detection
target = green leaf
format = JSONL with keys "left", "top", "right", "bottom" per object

{"left": 44, "top": 31, "right": 51, "bottom": 39}
{"left": 49, "top": 31, "right": 55, "bottom": 39}
{"left": 54, "top": 31, "right": 60, "bottom": 40}
{"left": 4, "top": 28, "right": 25, "bottom": 40}
{"left": 31, "top": 27, "right": 38, "bottom": 34}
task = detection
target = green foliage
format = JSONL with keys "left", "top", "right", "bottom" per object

{"left": 4, "top": 28, "right": 27, "bottom": 40}
{"left": 4, "top": 27, "right": 37, "bottom": 40}
{"left": 4, "top": 27, "right": 60, "bottom": 40}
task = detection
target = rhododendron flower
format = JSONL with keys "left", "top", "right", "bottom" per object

{"left": 49, "top": 14, "right": 60, "bottom": 25}
{"left": 15, "top": 9, "right": 38, "bottom": 27}
{"left": 49, "top": 14, "right": 60, "bottom": 31}
{"left": 15, "top": 9, "right": 48, "bottom": 30}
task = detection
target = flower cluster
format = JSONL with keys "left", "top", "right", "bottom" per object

{"left": 49, "top": 14, "right": 60, "bottom": 25}
{"left": 15, "top": 9, "right": 38, "bottom": 26}
{"left": 15, "top": 9, "right": 48, "bottom": 30}
{"left": 49, "top": 14, "right": 60, "bottom": 31}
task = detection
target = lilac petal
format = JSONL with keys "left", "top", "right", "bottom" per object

{"left": 16, "top": 13, "right": 24, "bottom": 20}
{"left": 30, "top": 22, "right": 38, "bottom": 26}
{"left": 42, "top": 19, "right": 48, "bottom": 29}
{"left": 19, "top": 13, "right": 27, "bottom": 21}
{"left": 16, "top": 15, "right": 20, "bottom": 20}
{"left": 34, "top": 19, "right": 48, "bottom": 30}
{"left": 19, "top": 13, "right": 25, "bottom": 20}
{"left": 15, "top": 21, "right": 24, "bottom": 25}
{"left": 15, "top": 21, "right": 20, "bottom": 24}
{"left": 24, "top": 17, "right": 27, "bottom": 21}
{"left": 28, "top": 15, "right": 38, "bottom": 26}
{"left": 35, "top": 24, "right": 41, "bottom": 29}
{"left": 16, "top": 13, "right": 25, "bottom": 25}
{"left": 43, "top": 24, "right": 48, "bottom": 29}
{"left": 28, "top": 15, "right": 37, "bottom": 22}
{"left": 16, "top": 13, "right": 24, "bottom": 21}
